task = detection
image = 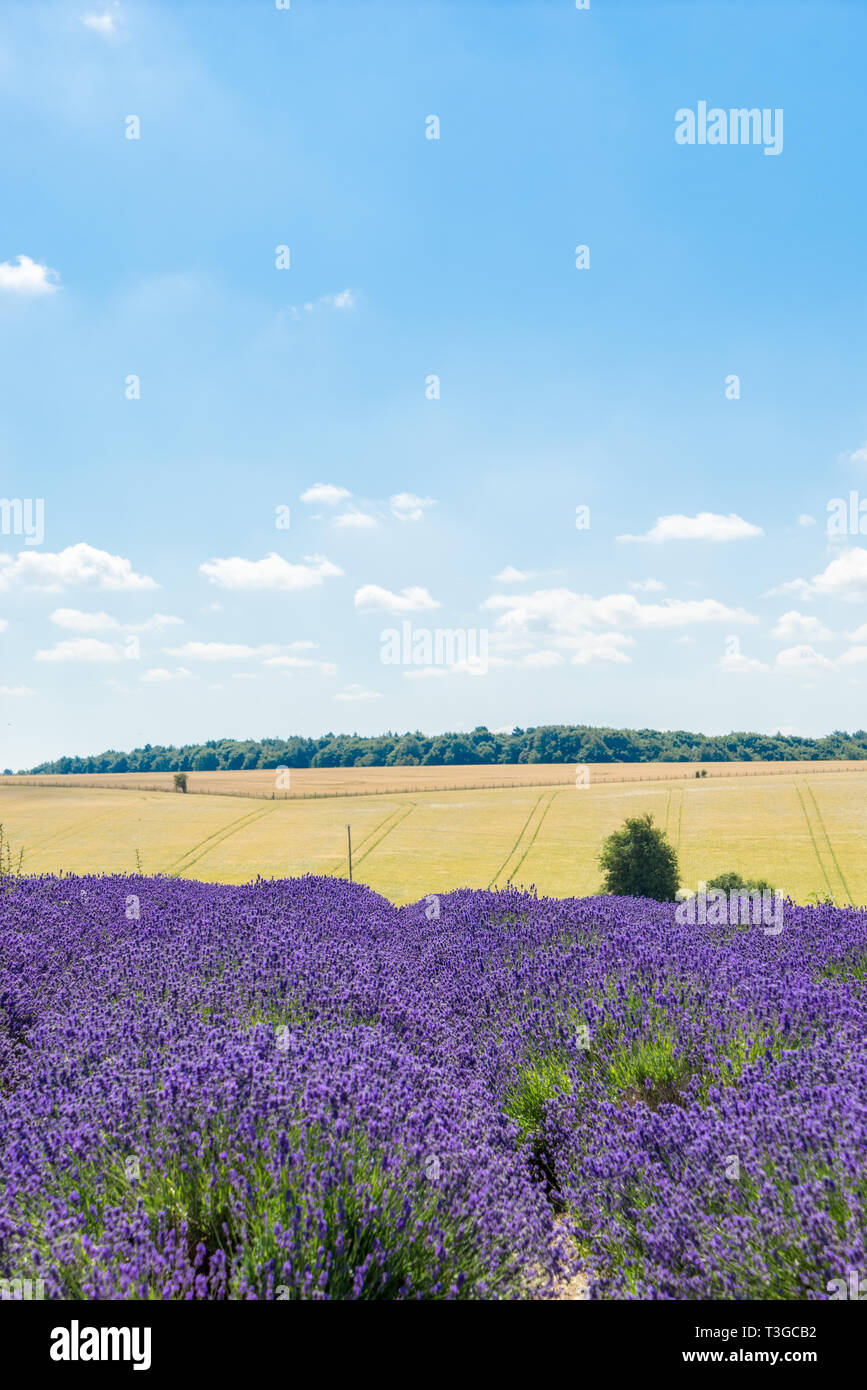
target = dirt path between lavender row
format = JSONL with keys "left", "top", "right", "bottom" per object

{"left": 552, "top": 1269, "right": 590, "bottom": 1299}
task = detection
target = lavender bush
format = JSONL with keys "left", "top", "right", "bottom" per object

{"left": 1, "top": 874, "right": 865, "bottom": 1299}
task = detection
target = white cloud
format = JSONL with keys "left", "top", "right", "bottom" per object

{"left": 838, "top": 646, "right": 867, "bottom": 666}
{"left": 769, "top": 611, "right": 833, "bottom": 642}
{"left": 488, "top": 636, "right": 533, "bottom": 655}
{"left": 50, "top": 608, "right": 119, "bottom": 632}
{"left": 199, "top": 553, "right": 342, "bottom": 590}
{"left": 50, "top": 608, "right": 182, "bottom": 633}
{"left": 80, "top": 7, "right": 118, "bottom": 35}
{"left": 0, "top": 619, "right": 7, "bottom": 634}
{"left": 716, "top": 638, "right": 867, "bottom": 675}
{"left": 849, "top": 444, "right": 867, "bottom": 465}
{"left": 483, "top": 588, "right": 756, "bottom": 634}
{"left": 334, "top": 509, "right": 378, "bottom": 529}
{"left": 488, "top": 630, "right": 634, "bottom": 668}
{"left": 300, "top": 483, "right": 352, "bottom": 506}
{"left": 164, "top": 642, "right": 279, "bottom": 661}
{"left": 720, "top": 650, "right": 770, "bottom": 674}
{"left": 333, "top": 683, "right": 382, "bottom": 701}
{"left": 0, "top": 544, "right": 156, "bottom": 593}
{"left": 628, "top": 578, "right": 666, "bottom": 592}
{"left": 35, "top": 638, "right": 124, "bottom": 663}
{"left": 617, "top": 512, "right": 763, "bottom": 544}
{"left": 390, "top": 493, "right": 436, "bottom": 523}
{"left": 130, "top": 613, "right": 182, "bottom": 632}
{"left": 494, "top": 566, "right": 536, "bottom": 583}
{"left": 140, "top": 667, "right": 191, "bottom": 683}
{"left": 723, "top": 642, "right": 839, "bottom": 676}
{"left": 320, "top": 289, "right": 356, "bottom": 310}
{"left": 770, "top": 548, "right": 867, "bottom": 602}
{"left": 775, "top": 645, "right": 835, "bottom": 674}
{"left": 797, "top": 514, "right": 816, "bottom": 527}
{"left": 523, "top": 649, "right": 564, "bottom": 668}
{"left": 0, "top": 255, "right": 60, "bottom": 295}
{"left": 570, "top": 636, "right": 633, "bottom": 665}
{"left": 263, "top": 655, "right": 338, "bottom": 676}
{"left": 354, "top": 584, "right": 441, "bottom": 614}
{"left": 287, "top": 290, "right": 358, "bottom": 319}
{"left": 0, "top": 684, "right": 33, "bottom": 696}
{"left": 403, "top": 659, "right": 487, "bottom": 679}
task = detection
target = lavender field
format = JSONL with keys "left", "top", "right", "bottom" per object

{"left": 1, "top": 873, "right": 866, "bottom": 1300}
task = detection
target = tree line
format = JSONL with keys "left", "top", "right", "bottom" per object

{"left": 13, "top": 723, "right": 867, "bottom": 776}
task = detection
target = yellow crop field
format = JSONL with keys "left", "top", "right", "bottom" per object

{"left": 2, "top": 762, "right": 867, "bottom": 905}
{"left": 4, "top": 759, "right": 867, "bottom": 799}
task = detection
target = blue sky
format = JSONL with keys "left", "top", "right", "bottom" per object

{"left": 2, "top": 0, "right": 867, "bottom": 768}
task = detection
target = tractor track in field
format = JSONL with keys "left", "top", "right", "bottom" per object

{"left": 19, "top": 809, "right": 128, "bottom": 862}
{"left": 333, "top": 802, "right": 417, "bottom": 877}
{"left": 506, "top": 791, "right": 559, "bottom": 886}
{"left": 666, "top": 784, "right": 684, "bottom": 851}
{"left": 799, "top": 781, "right": 852, "bottom": 904}
{"left": 793, "top": 781, "right": 843, "bottom": 904}
{"left": 487, "top": 790, "right": 559, "bottom": 890}
{"left": 169, "top": 806, "right": 278, "bottom": 877}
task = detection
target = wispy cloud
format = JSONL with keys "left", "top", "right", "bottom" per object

{"left": 140, "top": 667, "right": 191, "bottom": 683}
{"left": 79, "top": 6, "right": 119, "bottom": 36}
{"left": 483, "top": 588, "right": 756, "bottom": 633}
{"left": 163, "top": 642, "right": 279, "bottom": 661}
{"left": 286, "top": 289, "right": 358, "bottom": 320}
{"left": 720, "top": 650, "right": 770, "bottom": 674}
{"left": 628, "top": 578, "right": 666, "bottom": 592}
{"left": 50, "top": 609, "right": 182, "bottom": 633}
{"left": 35, "top": 639, "right": 126, "bottom": 663}
{"left": 390, "top": 493, "right": 436, "bottom": 523}
{"left": 262, "top": 655, "right": 338, "bottom": 676}
{"left": 320, "top": 289, "right": 356, "bottom": 310}
{"left": 333, "top": 683, "right": 382, "bottom": 701}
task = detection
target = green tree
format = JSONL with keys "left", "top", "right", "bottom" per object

{"left": 707, "top": 870, "right": 773, "bottom": 893}
{"left": 598, "top": 813, "right": 680, "bottom": 901}
{"left": 173, "top": 772, "right": 188, "bottom": 793}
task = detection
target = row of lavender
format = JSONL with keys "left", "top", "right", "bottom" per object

{"left": 1, "top": 873, "right": 865, "bottom": 1298}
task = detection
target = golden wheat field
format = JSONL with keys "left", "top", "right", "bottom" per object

{"left": 0, "top": 762, "right": 865, "bottom": 905}
{"left": 5, "top": 759, "right": 867, "bottom": 798}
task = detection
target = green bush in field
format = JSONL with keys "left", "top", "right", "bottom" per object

{"left": 598, "top": 813, "right": 680, "bottom": 902}
{"left": 707, "top": 870, "right": 774, "bottom": 894}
